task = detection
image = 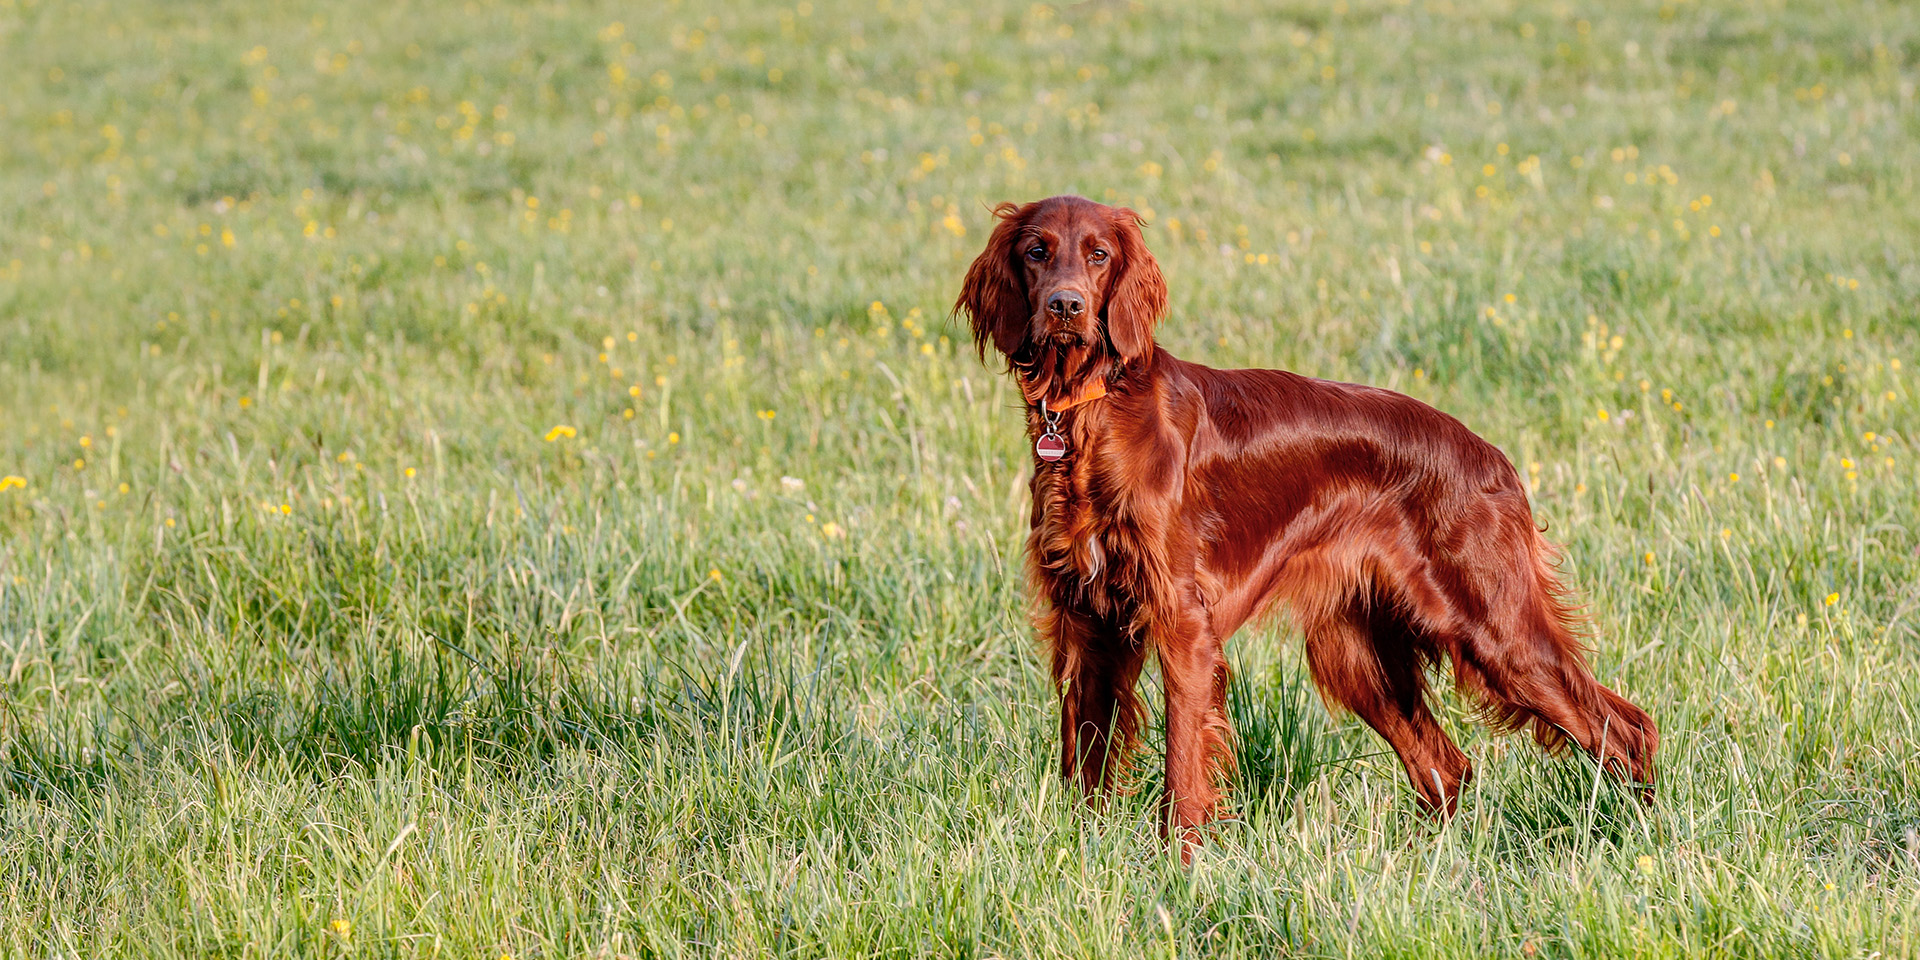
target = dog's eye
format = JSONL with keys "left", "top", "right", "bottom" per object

{"left": 1026, "top": 245, "right": 1048, "bottom": 262}
{"left": 1090, "top": 249, "right": 1109, "bottom": 264}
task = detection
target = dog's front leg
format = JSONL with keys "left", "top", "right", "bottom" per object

{"left": 1156, "top": 609, "right": 1232, "bottom": 854}
{"left": 1046, "top": 607, "right": 1148, "bottom": 800}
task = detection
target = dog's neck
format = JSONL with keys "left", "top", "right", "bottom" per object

{"left": 1015, "top": 342, "right": 1152, "bottom": 410}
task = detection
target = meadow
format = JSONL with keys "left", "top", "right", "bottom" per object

{"left": 3, "top": 0, "right": 1919, "bottom": 955}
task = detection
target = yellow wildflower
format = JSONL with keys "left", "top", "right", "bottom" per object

{"left": 544, "top": 425, "right": 577, "bottom": 441}
{"left": 0, "top": 476, "right": 26, "bottom": 492}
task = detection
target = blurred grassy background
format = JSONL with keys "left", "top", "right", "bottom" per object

{"left": 3, "top": 0, "right": 1918, "bottom": 955}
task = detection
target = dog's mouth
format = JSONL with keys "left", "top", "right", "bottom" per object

{"left": 1034, "top": 319, "right": 1093, "bottom": 350}
{"left": 1013, "top": 322, "right": 1114, "bottom": 406}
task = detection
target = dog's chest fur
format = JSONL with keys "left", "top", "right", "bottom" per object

{"left": 1025, "top": 412, "right": 1171, "bottom": 629}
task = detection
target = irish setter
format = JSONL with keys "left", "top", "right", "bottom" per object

{"left": 955, "top": 195, "right": 1657, "bottom": 849}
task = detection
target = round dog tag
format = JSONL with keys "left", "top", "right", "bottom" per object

{"left": 1035, "top": 433, "right": 1067, "bottom": 461}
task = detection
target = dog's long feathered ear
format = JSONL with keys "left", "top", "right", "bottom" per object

{"left": 1105, "top": 208, "right": 1167, "bottom": 363}
{"left": 954, "top": 202, "right": 1032, "bottom": 360}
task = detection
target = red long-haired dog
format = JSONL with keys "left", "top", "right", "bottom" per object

{"left": 955, "top": 195, "right": 1656, "bottom": 848}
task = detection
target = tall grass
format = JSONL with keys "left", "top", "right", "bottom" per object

{"left": 3, "top": 0, "right": 1918, "bottom": 955}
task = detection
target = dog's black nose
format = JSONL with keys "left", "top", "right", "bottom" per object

{"left": 1046, "top": 291, "right": 1085, "bottom": 319}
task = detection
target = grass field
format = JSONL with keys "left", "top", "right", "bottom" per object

{"left": 4, "top": 0, "right": 1920, "bottom": 955}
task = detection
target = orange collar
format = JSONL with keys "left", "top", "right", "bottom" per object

{"left": 1044, "top": 380, "right": 1107, "bottom": 412}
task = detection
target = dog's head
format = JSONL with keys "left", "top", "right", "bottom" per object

{"left": 954, "top": 196, "right": 1167, "bottom": 396}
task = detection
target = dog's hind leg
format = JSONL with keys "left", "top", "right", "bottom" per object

{"left": 1302, "top": 602, "right": 1473, "bottom": 815}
